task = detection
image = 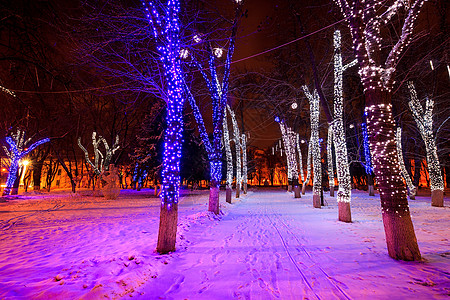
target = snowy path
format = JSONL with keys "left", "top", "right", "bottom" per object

{"left": 138, "top": 189, "right": 450, "bottom": 299}
{"left": 0, "top": 188, "right": 449, "bottom": 299}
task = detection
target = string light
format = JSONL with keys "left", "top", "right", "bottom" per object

{"left": 143, "top": 0, "right": 184, "bottom": 207}
{"left": 184, "top": 16, "right": 238, "bottom": 209}
{"left": 395, "top": 127, "right": 416, "bottom": 197}
{"left": 241, "top": 134, "right": 247, "bottom": 191}
{"left": 214, "top": 48, "right": 223, "bottom": 58}
{"left": 179, "top": 49, "right": 189, "bottom": 59}
{"left": 365, "top": 103, "right": 409, "bottom": 214}
{"left": 228, "top": 105, "right": 241, "bottom": 195}
{"left": 0, "top": 85, "right": 16, "bottom": 97}
{"left": 332, "top": 30, "right": 352, "bottom": 203}
{"left": 291, "top": 102, "right": 298, "bottom": 109}
{"left": 2, "top": 130, "right": 49, "bottom": 196}
{"left": 223, "top": 110, "right": 233, "bottom": 192}
{"left": 279, "top": 121, "right": 298, "bottom": 188}
{"left": 334, "top": 0, "right": 427, "bottom": 93}
{"left": 296, "top": 134, "right": 304, "bottom": 183}
{"left": 78, "top": 132, "right": 119, "bottom": 175}
{"left": 327, "top": 125, "right": 335, "bottom": 193}
{"left": 361, "top": 122, "right": 373, "bottom": 175}
{"left": 303, "top": 85, "right": 321, "bottom": 199}
{"left": 407, "top": 81, "right": 444, "bottom": 193}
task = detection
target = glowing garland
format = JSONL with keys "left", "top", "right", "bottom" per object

{"left": 279, "top": 121, "right": 291, "bottom": 184}
{"left": 78, "top": 132, "right": 119, "bottom": 175}
{"left": 407, "top": 81, "right": 443, "bottom": 192}
{"left": 223, "top": 110, "right": 233, "bottom": 190}
{"left": 0, "top": 85, "right": 16, "bottom": 97}
{"left": 361, "top": 122, "right": 373, "bottom": 175}
{"left": 241, "top": 133, "right": 247, "bottom": 190}
{"left": 228, "top": 105, "right": 241, "bottom": 193}
{"left": 2, "top": 130, "right": 49, "bottom": 196}
{"left": 395, "top": 127, "right": 416, "bottom": 196}
{"left": 334, "top": 0, "right": 427, "bottom": 93}
{"left": 296, "top": 134, "right": 305, "bottom": 182}
{"left": 333, "top": 30, "right": 356, "bottom": 203}
{"left": 303, "top": 85, "right": 321, "bottom": 197}
{"left": 303, "top": 141, "right": 312, "bottom": 188}
{"left": 327, "top": 125, "right": 335, "bottom": 193}
{"left": 365, "top": 103, "right": 409, "bottom": 211}
{"left": 143, "top": 0, "right": 184, "bottom": 206}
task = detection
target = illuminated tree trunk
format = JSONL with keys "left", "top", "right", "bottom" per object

{"left": 241, "top": 134, "right": 248, "bottom": 194}
{"left": 408, "top": 82, "right": 444, "bottom": 207}
{"left": 223, "top": 111, "right": 233, "bottom": 203}
{"left": 327, "top": 125, "right": 335, "bottom": 197}
{"left": 302, "top": 144, "right": 311, "bottom": 195}
{"left": 279, "top": 121, "right": 298, "bottom": 194}
{"left": 333, "top": 0, "right": 424, "bottom": 260}
{"left": 365, "top": 90, "right": 421, "bottom": 261}
{"left": 143, "top": 0, "right": 184, "bottom": 254}
{"left": 303, "top": 87, "right": 321, "bottom": 208}
{"left": 333, "top": 30, "right": 354, "bottom": 221}
{"left": 396, "top": 127, "right": 416, "bottom": 200}
{"left": 228, "top": 105, "right": 241, "bottom": 198}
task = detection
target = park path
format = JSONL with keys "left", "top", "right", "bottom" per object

{"left": 139, "top": 190, "right": 352, "bottom": 299}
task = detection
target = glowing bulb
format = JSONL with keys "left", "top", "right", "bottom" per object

{"left": 180, "top": 49, "right": 189, "bottom": 59}
{"left": 291, "top": 102, "right": 298, "bottom": 109}
{"left": 214, "top": 48, "right": 223, "bottom": 58}
{"left": 193, "top": 34, "right": 201, "bottom": 43}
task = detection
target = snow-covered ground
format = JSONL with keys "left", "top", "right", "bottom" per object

{"left": 0, "top": 187, "right": 449, "bottom": 299}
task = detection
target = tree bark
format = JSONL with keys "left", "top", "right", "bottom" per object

{"left": 157, "top": 202, "right": 178, "bottom": 254}
{"left": 338, "top": 201, "right": 351, "bottom": 222}
{"left": 294, "top": 185, "right": 301, "bottom": 198}
{"left": 33, "top": 162, "right": 44, "bottom": 191}
{"left": 431, "top": 190, "right": 443, "bottom": 207}
{"left": 208, "top": 180, "right": 220, "bottom": 215}
{"left": 226, "top": 187, "right": 232, "bottom": 203}
{"left": 368, "top": 173, "right": 375, "bottom": 196}
{"left": 365, "top": 89, "right": 421, "bottom": 261}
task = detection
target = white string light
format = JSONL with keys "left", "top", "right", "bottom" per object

{"left": 241, "top": 133, "right": 247, "bottom": 191}
{"left": 223, "top": 110, "right": 233, "bottom": 192}
{"left": 407, "top": 81, "right": 444, "bottom": 193}
{"left": 228, "top": 105, "right": 241, "bottom": 195}
{"left": 303, "top": 85, "right": 322, "bottom": 199}
{"left": 332, "top": 31, "right": 353, "bottom": 203}
{"left": 395, "top": 127, "right": 416, "bottom": 197}
{"left": 327, "top": 125, "right": 335, "bottom": 193}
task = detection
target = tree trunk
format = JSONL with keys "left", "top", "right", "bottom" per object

{"left": 288, "top": 184, "right": 292, "bottom": 192}
{"left": 382, "top": 212, "right": 421, "bottom": 260}
{"left": 431, "top": 190, "right": 443, "bottom": 207}
{"left": 226, "top": 187, "right": 232, "bottom": 204}
{"left": 157, "top": 202, "right": 178, "bottom": 254}
{"left": 338, "top": 201, "right": 351, "bottom": 222}
{"left": 313, "top": 193, "right": 321, "bottom": 208}
{"left": 243, "top": 182, "right": 247, "bottom": 194}
{"left": 235, "top": 183, "right": 240, "bottom": 198}
{"left": 365, "top": 89, "right": 421, "bottom": 261}
{"left": 368, "top": 173, "right": 375, "bottom": 196}
{"left": 302, "top": 184, "right": 307, "bottom": 195}
{"left": 11, "top": 168, "right": 22, "bottom": 195}
{"left": 33, "top": 163, "right": 43, "bottom": 191}
{"left": 294, "top": 184, "right": 301, "bottom": 198}
{"left": 209, "top": 180, "right": 220, "bottom": 215}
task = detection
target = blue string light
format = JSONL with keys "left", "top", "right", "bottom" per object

{"left": 3, "top": 133, "right": 49, "bottom": 196}
{"left": 361, "top": 122, "right": 373, "bottom": 175}
{"left": 143, "top": 0, "right": 184, "bottom": 207}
